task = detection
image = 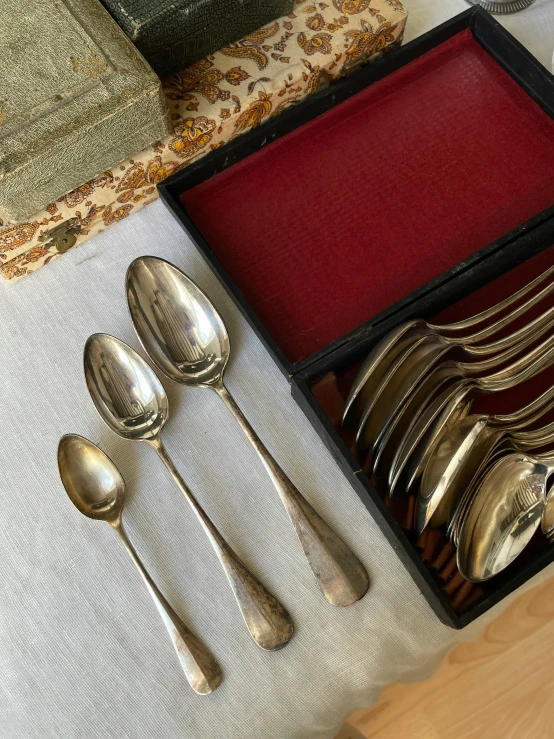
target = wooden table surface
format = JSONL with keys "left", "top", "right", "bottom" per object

{"left": 337, "top": 575, "right": 554, "bottom": 738}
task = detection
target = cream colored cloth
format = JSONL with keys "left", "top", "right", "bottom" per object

{"left": 405, "top": 0, "right": 554, "bottom": 69}
{"left": 2, "top": 2, "right": 554, "bottom": 737}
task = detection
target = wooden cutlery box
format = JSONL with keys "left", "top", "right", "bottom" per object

{"left": 158, "top": 7, "right": 554, "bottom": 628}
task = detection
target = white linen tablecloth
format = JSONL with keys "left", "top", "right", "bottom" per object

{"left": 1, "top": 3, "right": 554, "bottom": 737}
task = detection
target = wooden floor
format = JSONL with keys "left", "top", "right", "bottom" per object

{"left": 336, "top": 575, "right": 554, "bottom": 739}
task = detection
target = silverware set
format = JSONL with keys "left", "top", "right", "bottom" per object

{"left": 58, "top": 256, "right": 369, "bottom": 695}
{"left": 344, "top": 264, "right": 554, "bottom": 585}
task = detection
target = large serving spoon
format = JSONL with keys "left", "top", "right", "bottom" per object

{"left": 84, "top": 333, "right": 293, "bottom": 650}
{"left": 58, "top": 434, "right": 222, "bottom": 694}
{"left": 388, "top": 332, "right": 554, "bottom": 498}
{"left": 126, "top": 256, "right": 369, "bottom": 608}
{"left": 372, "top": 303, "right": 554, "bottom": 479}
{"left": 356, "top": 301, "right": 554, "bottom": 456}
{"left": 457, "top": 452, "right": 548, "bottom": 582}
{"left": 342, "top": 264, "right": 554, "bottom": 429}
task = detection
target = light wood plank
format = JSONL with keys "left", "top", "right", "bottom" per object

{"left": 338, "top": 576, "right": 554, "bottom": 739}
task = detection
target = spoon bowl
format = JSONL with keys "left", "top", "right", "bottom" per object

{"left": 457, "top": 454, "right": 547, "bottom": 582}
{"left": 58, "top": 434, "right": 125, "bottom": 523}
{"left": 416, "top": 385, "right": 554, "bottom": 535}
{"left": 84, "top": 333, "right": 168, "bottom": 441}
{"left": 342, "top": 320, "right": 432, "bottom": 429}
{"left": 126, "top": 256, "right": 229, "bottom": 386}
{"left": 389, "top": 379, "right": 472, "bottom": 498}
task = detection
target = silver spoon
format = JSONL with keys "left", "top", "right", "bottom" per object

{"left": 83, "top": 333, "right": 293, "bottom": 650}
{"left": 457, "top": 452, "right": 547, "bottom": 582}
{"left": 126, "top": 256, "right": 369, "bottom": 608}
{"left": 447, "top": 440, "right": 514, "bottom": 547}
{"left": 57, "top": 434, "right": 223, "bottom": 694}
{"left": 388, "top": 331, "right": 554, "bottom": 498}
{"left": 449, "top": 435, "right": 552, "bottom": 548}
{"left": 415, "top": 379, "right": 554, "bottom": 530}
{"left": 372, "top": 303, "right": 554, "bottom": 479}
{"left": 356, "top": 301, "right": 554, "bottom": 456}
{"left": 417, "top": 406, "right": 554, "bottom": 535}
{"left": 342, "top": 264, "right": 554, "bottom": 429}
{"left": 454, "top": 442, "right": 554, "bottom": 552}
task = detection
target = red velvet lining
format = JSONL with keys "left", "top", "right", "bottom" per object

{"left": 180, "top": 30, "right": 554, "bottom": 363}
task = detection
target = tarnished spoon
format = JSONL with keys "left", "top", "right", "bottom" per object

{"left": 415, "top": 380, "right": 554, "bottom": 531}
{"left": 448, "top": 432, "right": 552, "bottom": 548}
{"left": 84, "top": 333, "right": 293, "bottom": 650}
{"left": 126, "top": 256, "right": 369, "bottom": 608}
{"left": 342, "top": 264, "right": 554, "bottom": 429}
{"left": 417, "top": 406, "right": 554, "bottom": 535}
{"left": 372, "top": 303, "right": 554, "bottom": 479}
{"left": 457, "top": 453, "right": 547, "bottom": 582}
{"left": 357, "top": 301, "right": 554, "bottom": 456}
{"left": 58, "top": 434, "right": 222, "bottom": 694}
{"left": 447, "top": 440, "right": 515, "bottom": 547}
{"left": 388, "top": 331, "right": 554, "bottom": 498}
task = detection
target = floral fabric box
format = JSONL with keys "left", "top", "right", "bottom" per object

{"left": 0, "top": 0, "right": 407, "bottom": 282}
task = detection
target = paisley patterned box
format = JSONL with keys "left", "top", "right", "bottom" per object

{"left": 0, "top": 0, "right": 407, "bottom": 282}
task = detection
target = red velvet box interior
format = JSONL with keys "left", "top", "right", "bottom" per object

{"left": 181, "top": 29, "right": 554, "bottom": 365}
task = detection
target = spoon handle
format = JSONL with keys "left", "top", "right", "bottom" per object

{"left": 213, "top": 382, "right": 369, "bottom": 607}
{"left": 113, "top": 523, "right": 222, "bottom": 694}
{"left": 453, "top": 276, "right": 554, "bottom": 349}
{"left": 151, "top": 439, "right": 293, "bottom": 651}
{"left": 479, "top": 333, "right": 554, "bottom": 391}
{"left": 430, "top": 263, "right": 554, "bottom": 333}
{"left": 460, "top": 303, "right": 554, "bottom": 371}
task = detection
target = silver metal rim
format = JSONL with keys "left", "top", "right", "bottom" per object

{"left": 466, "top": 0, "right": 536, "bottom": 13}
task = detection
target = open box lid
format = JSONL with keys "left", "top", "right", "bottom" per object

{"left": 158, "top": 7, "right": 554, "bottom": 379}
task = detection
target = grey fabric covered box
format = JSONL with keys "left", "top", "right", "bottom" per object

{"left": 0, "top": 0, "right": 170, "bottom": 223}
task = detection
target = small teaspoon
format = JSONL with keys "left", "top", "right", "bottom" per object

{"left": 57, "top": 434, "right": 222, "bottom": 694}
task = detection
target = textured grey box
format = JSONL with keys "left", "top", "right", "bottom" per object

{"left": 100, "top": 0, "right": 295, "bottom": 77}
{"left": 0, "top": 0, "right": 170, "bottom": 223}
